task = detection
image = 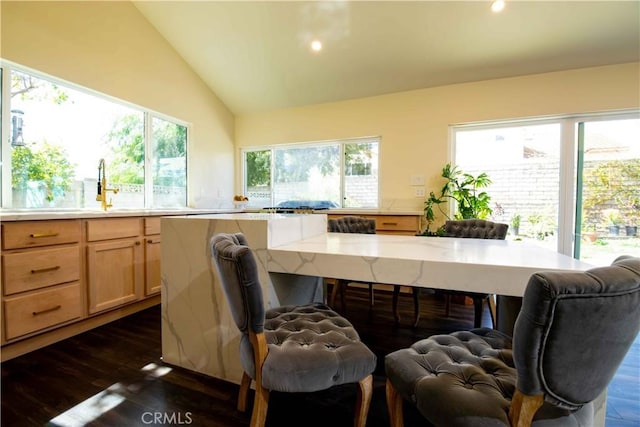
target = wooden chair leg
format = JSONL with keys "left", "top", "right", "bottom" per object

{"left": 392, "top": 285, "right": 401, "bottom": 323}
{"left": 509, "top": 389, "right": 544, "bottom": 427}
{"left": 411, "top": 287, "right": 420, "bottom": 328}
{"left": 354, "top": 374, "right": 373, "bottom": 427}
{"left": 473, "top": 296, "right": 484, "bottom": 328}
{"left": 237, "top": 371, "right": 251, "bottom": 412}
{"left": 329, "top": 279, "right": 338, "bottom": 307}
{"left": 488, "top": 294, "right": 497, "bottom": 328}
{"left": 249, "top": 382, "right": 270, "bottom": 427}
{"left": 340, "top": 280, "right": 347, "bottom": 313}
{"left": 386, "top": 379, "right": 404, "bottom": 427}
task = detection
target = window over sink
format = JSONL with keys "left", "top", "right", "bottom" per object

{"left": 0, "top": 61, "right": 188, "bottom": 210}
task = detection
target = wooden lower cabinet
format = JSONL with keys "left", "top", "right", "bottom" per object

{"left": 4, "top": 282, "right": 82, "bottom": 340}
{"left": 87, "top": 238, "right": 144, "bottom": 314}
{"left": 328, "top": 213, "right": 421, "bottom": 235}
{"left": 1, "top": 216, "right": 165, "bottom": 360}
{"left": 145, "top": 236, "right": 161, "bottom": 295}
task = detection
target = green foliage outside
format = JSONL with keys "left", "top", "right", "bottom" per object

{"left": 246, "top": 150, "right": 271, "bottom": 187}
{"left": 11, "top": 143, "right": 75, "bottom": 202}
{"left": 103, "top": 114, "right": 187, "bottom": 186}
{"left": 246, "top": 142, "right": 375, "bottom": 187}
{"left": 9, "top": 69, "right": 187, "bottom": 206}
{"left": 582, "top": 159, "right": 640, "bottom": 228}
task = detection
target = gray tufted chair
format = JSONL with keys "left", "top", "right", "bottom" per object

{"left": 210, "top": 232, "right": 377, "bottom": 427}
{"left": 328, "top": 217, "right": 379, "bottom": 310}
{"left": 385, "top": 255, "right": 640, "bottom": 427}
{"left": 396, "top": 219, "right": 509, "bottom": 328}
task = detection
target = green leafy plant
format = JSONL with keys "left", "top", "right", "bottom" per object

{"left": 11, "top": 143, "right": 75, "bottom": 202}
{"left": 423, "top": 163, "right": 493, "bottom": 234}
{"left": 511, "top": 214, "right": 521, "bottom": 230}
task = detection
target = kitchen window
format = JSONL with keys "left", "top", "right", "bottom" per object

{"left": 242, "top": 137, "right": 379, "bottom": 209}
{"left": 0, "top": 61, "right": 188, "bottom": 210}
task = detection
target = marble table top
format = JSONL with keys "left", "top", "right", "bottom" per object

{"left": 268, "top": 232, "right": 594, "bottom": 297}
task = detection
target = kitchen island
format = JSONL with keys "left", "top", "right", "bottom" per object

{"left": 161, "top": 213, "right": 609, "bottom": 426}
{"left": 161, "top": 213, "right": 593, "bottom": 379}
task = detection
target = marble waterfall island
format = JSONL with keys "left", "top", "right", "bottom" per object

{"left": 160, "top": 213, "right": 327, "bottom": 384}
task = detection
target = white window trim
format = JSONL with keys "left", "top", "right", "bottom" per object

{"left": 0, "top": 59, "right": 191, "bottom": 209}
{"left": 241, "top": 135, "right": 381, "bottom": 208}
{"left": 450, "top": 109, "right": 640, "bottom": 257}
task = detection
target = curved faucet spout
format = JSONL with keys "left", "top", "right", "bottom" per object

{"left": 96, "top": 158, "right": 118, "bottom": 210}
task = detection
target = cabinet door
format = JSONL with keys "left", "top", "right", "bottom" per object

{"left": 87, "top": 239, "right": 143, "bottom": 314}
{"left": 145, "top": 236, "right": 161, "bottom": 296}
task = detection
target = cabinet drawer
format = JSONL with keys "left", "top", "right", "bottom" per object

{"left": 2, "top": 220, "right": 81, "bottom": 250}
{"left": 370, "top": 215, "right": 419, "bottom": 232}
{"left": 144, "top": 217, "right": 161, "bottom": 235}
{"left": 4, "top": 282, "right": 82, "bottom": 340}
{"left": 2, "top": 246, "right": 81, "bottom": 295}
{"left": 86, "top": 218, "right": 141, "bottom": 241}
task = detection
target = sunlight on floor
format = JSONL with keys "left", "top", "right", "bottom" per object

{"left": 48, "top": 363, "right": 172, "bottom": 427}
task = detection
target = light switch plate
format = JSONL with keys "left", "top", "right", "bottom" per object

{"left": 410, "top": 175, "right": 425, "bottom": 186}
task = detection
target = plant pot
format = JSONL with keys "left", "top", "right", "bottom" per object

{"left": 626, "top": 225, "right": 638, "bottom": 237}
{"left": 608, "top": 225, "right": 620, "bottom": 236}
{"left": 583, "top": 231, "right": 598, "bottom": 243}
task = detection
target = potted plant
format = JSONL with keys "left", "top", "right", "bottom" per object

{"left": 603, "top": 208, "right": 622, "bottom": 236}
{"left": 423, "top": 163, "right": 492, "bottom": 234}
{"left": 510, "top": 214, "right": 521, "bottom": 236}
{"left": 624, "top": 196, "right": 639, "bottom": 237}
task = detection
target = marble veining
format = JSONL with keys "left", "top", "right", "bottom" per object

{"left": 161, "top": 214, "right": 326, "bottom": 382}
{"left": 161, "top": 213, "right": 593, "bottom": 383}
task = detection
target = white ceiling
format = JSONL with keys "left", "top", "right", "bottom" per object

{"left": 133, "top": 1, "right": 640, "bottom": 115}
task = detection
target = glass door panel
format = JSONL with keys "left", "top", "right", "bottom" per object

{"left": 455, "top": 123, "right": 561, "bottom": 250}
{"left": 575, "top": 118, "right": 640, "bottom": 266}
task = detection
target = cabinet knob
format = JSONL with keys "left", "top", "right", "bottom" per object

{"left": 135, "top": 241, "right": 141, "bottom": 246}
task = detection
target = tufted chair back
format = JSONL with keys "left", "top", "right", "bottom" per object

{"left": 444, "top": 219, "right": 508, "bottom": 240}
{"left": 210, "top": 232, "right": 265, "bottom": 334}
{"left": 385, "top": 256, "right": 640, "bottom": 427}
{"left": 513, "top": 255, "right": 640, "bottom": 411}
{"left": 328, "top": 216, "right": 376, "bottom": 234}
{"left": 210, "top": 232, "right": 377, "bottom": 427}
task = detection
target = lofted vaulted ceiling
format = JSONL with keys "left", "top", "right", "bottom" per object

{"left": 133, "top": 1, "right": 640, "bottom": 115}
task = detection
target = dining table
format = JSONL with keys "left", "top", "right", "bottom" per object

{"left": 160, "top": 213, "right": 604, "bottom": 424}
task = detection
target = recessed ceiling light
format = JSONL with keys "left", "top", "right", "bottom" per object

{"left": 310, "top": 40, "right": 322, "bottom": 52}
{"left": 491, "top": 0, "right": 505, "bottom": 12}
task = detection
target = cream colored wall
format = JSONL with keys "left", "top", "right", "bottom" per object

{"left": 1, "top": 1, "right": 235, "bottom": 208}
{"left": 236, "top": 62, "right": 640, "bottom": 211}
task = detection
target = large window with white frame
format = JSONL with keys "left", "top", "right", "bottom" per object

{"left": 451, "top": 112, "right": 640, "bottom": 266}
{"left": 242, "top": 137, "right": 379, "bottom": 209}
{"left": 0, "top": 61, "right": 188, "bottom": 210}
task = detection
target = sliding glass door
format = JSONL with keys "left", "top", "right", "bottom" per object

{"left": 575, "top": 118, "right": 640, "bottom": 265}
{"left": 453, "top": 112, "right": 639, "bottom": 266}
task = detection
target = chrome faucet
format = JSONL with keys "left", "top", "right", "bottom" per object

{"left": 96, "top": 158, "right": 118, "bottom": 210}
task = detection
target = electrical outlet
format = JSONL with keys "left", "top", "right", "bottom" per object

{"left": 414, "top": 188, "right": 426, "bottom": 197}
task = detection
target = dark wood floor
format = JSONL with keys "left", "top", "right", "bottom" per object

{"left": 2, "top": 288, "right": 638, "bottom": 426}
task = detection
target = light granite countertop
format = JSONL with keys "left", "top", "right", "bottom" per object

{"left": 0, "top": 208, "right": 242, "bottom": 221}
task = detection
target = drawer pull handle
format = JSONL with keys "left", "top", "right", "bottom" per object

{"left": 30, "top": 232, "right": 60, "bottom": 238}
{"left": 382, "top": 222, "right": 398, "bottom": 226}
{"left": 31, "top": 266, "right": 61, "bottom": 274}
{"left": 32, "top": 305, "right": 62, "bottom": 316}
